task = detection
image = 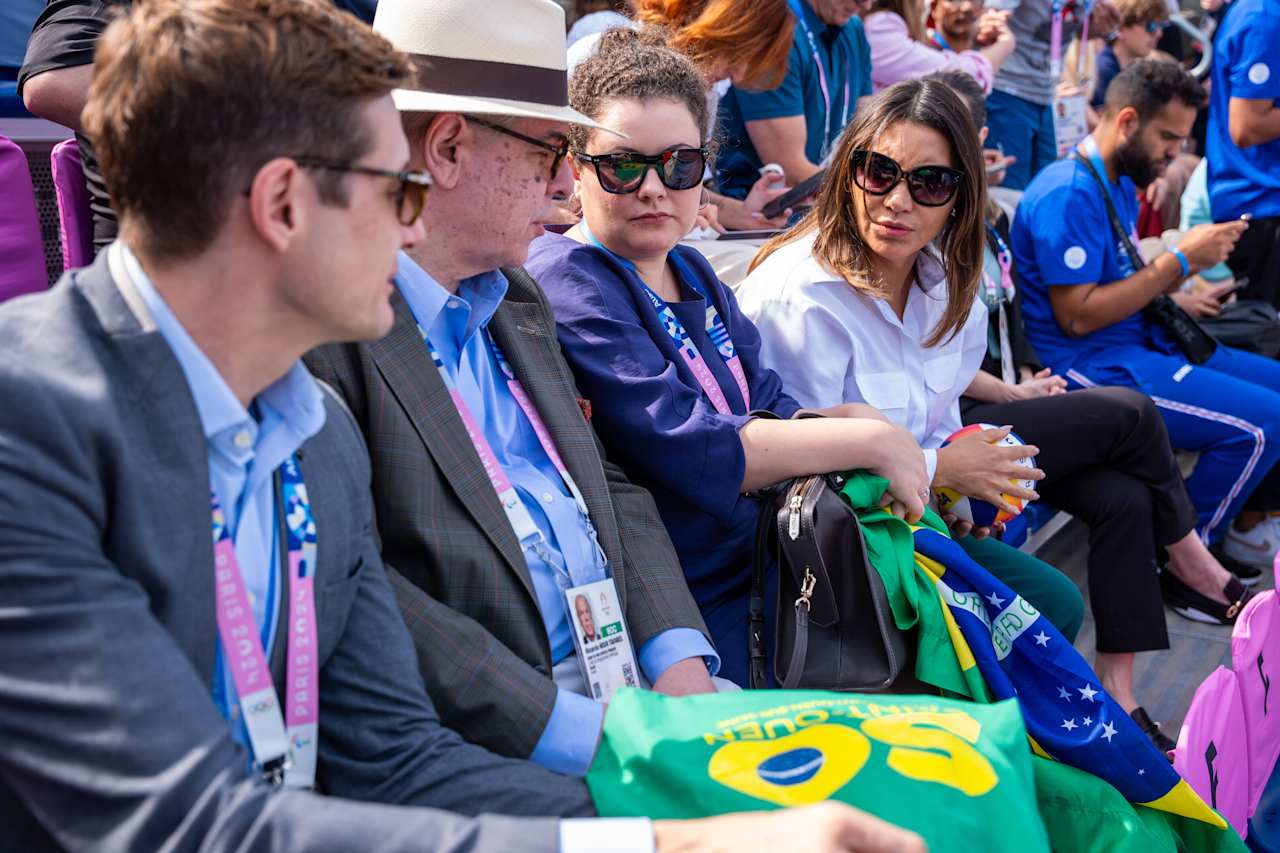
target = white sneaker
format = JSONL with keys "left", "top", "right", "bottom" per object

{"left": 1221, "top": 517, "right": 1280, "bottom": 569}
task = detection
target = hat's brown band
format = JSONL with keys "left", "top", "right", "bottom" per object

{"left": 406, "top": 53, "right": 569, "bottom": 108}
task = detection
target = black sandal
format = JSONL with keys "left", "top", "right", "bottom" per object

{"left": 1130, "top": 706, "right": 1176, "bottom": 756}
{"left": 1160, "top": 571, "right": 1253, "bottom": 626}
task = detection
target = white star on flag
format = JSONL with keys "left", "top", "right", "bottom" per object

{"left": 1078, "top": 684, "right": 1099, "bottom": 702}
{"left": 1138, "top": 769, "right": 1145, "bottom": 775}
{"left": 1082, "top": 716, "right": 1093, "bottom": 726}
{"left": 1101, "top": 722, "right": 1118, "bottom": 742}
{"left": 1033, "top": 630, "right": 1050, "bottom": 646}
{"left": 986, "top": 591, "right": 1006, "bottom": 608}
{"left": 1061, "top": 718, "right": 1077, "bottom": 731}
{"left": 1057, "top": 686, "right": 1071, "bottom": 700}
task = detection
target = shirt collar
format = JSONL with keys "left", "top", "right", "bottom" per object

{"left": 117, "top": 241, "right": 325, "bottom": 451}
{"left": 394, "top": 251, "right": 510, "bottom": 348}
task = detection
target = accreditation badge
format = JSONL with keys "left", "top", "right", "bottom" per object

{"left": 1052, "top": 93, "right": 1089, "bottom": 159}
{"left": 565, "top": 577, "right": 640, "bottom": 702}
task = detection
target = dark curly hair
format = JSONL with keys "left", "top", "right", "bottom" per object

{"left": 567, "top": 26, "right": 711, "bottom": 153}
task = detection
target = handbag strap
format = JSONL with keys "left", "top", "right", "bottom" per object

{"left": 748, "top": 488, "right": 776, "bottom": 690}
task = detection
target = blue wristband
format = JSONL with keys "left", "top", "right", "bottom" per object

{"left": 1170, "top": 247, "right": 1190, "bottom": 278}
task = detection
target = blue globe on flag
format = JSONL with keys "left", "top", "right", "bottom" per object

{"left": 933, "top": 423, "right": 1036, "bottom": 527}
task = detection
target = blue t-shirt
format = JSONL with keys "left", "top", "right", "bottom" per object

{"left": 1206, "top": 0, "right": 1280, "bottom": 221}
{"left": 1090, "top": 44, "right": 1120, "bottom": 109}
{"left": 1011, "top": 154, "right": 1163, "bottom": 371}
{"left": 714, "top": 1, "right": 872, "bottom": 198}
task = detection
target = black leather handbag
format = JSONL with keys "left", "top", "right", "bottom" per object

{"left": 747, "top": 472, "right": 908, "bottom": 691}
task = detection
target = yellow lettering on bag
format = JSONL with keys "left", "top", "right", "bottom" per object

{"left": 861, "top": 711, "right": 998, "bottom": 797}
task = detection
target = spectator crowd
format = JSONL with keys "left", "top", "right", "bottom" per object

{"left": 2, "top": 0, "right": 1280, "bottom": 848}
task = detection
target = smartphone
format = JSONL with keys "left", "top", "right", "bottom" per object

{"left": 985, "top": 156, "right": 1015, "bottom": 175}
{"left": 1214, "top": 276, "right": 1249, "bottom": 299}
{"left": 761, "top": 169, "right": 826, "bottom": 220}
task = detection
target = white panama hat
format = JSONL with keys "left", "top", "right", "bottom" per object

{"left": 373, "top": 0, "right": 616, "bottom": 132}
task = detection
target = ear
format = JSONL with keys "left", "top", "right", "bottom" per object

{"left": 420, "top": 113, "right": 472, "bottom": 191}
{"left": 1115, "top": 105, "right": 1142, "bottom": 140}
{"left": 978, "top": 126, "right": 989, "bottom": 146}
{"left": 246, "top": 157, "right": 305, "bottom": 253}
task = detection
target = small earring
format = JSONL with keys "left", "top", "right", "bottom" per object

{"left": 949, "top": 208, "right": 957, "bottom": 217}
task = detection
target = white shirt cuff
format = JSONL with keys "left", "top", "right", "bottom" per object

{"left": 923, "top": 447, "right": 938, "bottom": 485}
{"left": 560, "top": 818, "right": 654, "bottom": 853}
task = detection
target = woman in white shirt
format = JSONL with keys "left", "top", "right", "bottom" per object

{"left": 738, "top": 76, "right": 1085, "bottom": 641}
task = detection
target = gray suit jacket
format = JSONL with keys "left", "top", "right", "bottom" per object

{"left": 305, "top": 266, "right": 710, "bottom": 759}
{"left": 0, "top": 252, "right": 593, "bottom": 852}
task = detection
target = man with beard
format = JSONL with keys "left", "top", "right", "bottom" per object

{"left": 1011, "top": 60, "right": 1280, "bottom": 597}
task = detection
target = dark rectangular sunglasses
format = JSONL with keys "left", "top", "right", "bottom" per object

{"left": 576, "top": 148, "right": 709, "bottom": 194}
{"left": 852, "top": 149, "right": 965, "bottom": 207}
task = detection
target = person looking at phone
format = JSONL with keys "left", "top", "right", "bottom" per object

{"left": 715, "top": 0, "right": 875, "bottom": 198}
{"left": 1012, "top": 59, "right": 1280, "bottom": 573}
{"left": 738, "top": 76, "right": 1085, "bottom": 642}
{"left": 526, "top": 28, "right": 933, "bottom": 687}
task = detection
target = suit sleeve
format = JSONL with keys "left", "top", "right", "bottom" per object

{"left": 0, "top": 353, "right": 564, "bottom": 853}
{"left": 303, "top": 342, "right": 573, "bottom": 763}
{"left": 310, "top": 403, "right": 594, "bottom": 815}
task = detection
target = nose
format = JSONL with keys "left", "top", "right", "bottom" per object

{"left": 636, "top": 164, "right": 667, "bottom": 200}
{"left": 883, "top": 178, "right": 914, "bottom": 213}
{"left": 402, "top": 214, "right": 426, "bottom": 250}
{"left": 548, "top": 156, "right": 574, "bottom": 201}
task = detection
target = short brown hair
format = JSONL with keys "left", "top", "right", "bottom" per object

{"left": 568, "top": 27, "right": 711, "bottom": 152}
{"left": 634, "top": 0, "right": 795, "bottom": 90}
{"left": 752, "top": 78, "right": 987, "bottom": 348}
{"left": 83, "top": 0, "right": 412, "bottom": 261}
{"left": 1114, "top": 0, "right": 1169, "bottom": 26}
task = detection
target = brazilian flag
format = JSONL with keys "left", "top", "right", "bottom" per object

{"left": 588, "top": 688, "right": 1050, "bottom": 853}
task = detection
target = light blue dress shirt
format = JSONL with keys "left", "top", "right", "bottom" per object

{"left": 119, "top": 243, "right": 326, "bottom": 757}
{"left": 394, "top": 252, "right": 717, "bottom": 775}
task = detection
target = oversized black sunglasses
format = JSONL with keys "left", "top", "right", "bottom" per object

{"left": 468, "top": 116, "right": 570, "bottom": 182}
{"left": 851, "top": 149, "right": 965, "bottom": 207}
{"left": 293, "top": 156, "right": 432, "bottom": 226}
{"left": 576, "top": 148, "right": 709, "bottom": 195}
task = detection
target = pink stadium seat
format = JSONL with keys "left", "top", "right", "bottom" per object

{"left": 51, "top": 137, "right": 92, "bottom": 271}
{"left": 0, "top": 134, "right": 47, "bottom": 303}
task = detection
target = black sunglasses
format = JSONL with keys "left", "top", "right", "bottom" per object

{"left": 576, "top": 148, "right": 709, "bottom": 195}
{"left": 851, "top": 150, "right": 965, "bottom": 207}
{"left": 293, "top": 156, "right": 432, "bottom": 226}
{"left": 468, "top": 116, "right": 570, "bottom": 182}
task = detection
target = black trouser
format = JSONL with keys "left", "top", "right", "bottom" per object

{"left": 1228, "top": 214, "right": 1280, "bottom": 308}
{"left": 960, "top": 386, "right": 1198, "bottom": 654}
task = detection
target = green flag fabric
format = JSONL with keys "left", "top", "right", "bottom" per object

{"left": 588, "top": 688, "right": 1050, "bottom": 853}
{"left": 838, "top": 474, "right": 985, "bottom": 700}
{"left": 1032, "top": 757, "right": 1248, "bottom": 853}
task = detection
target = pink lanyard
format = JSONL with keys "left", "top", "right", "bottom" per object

{"left": 983, "top": 222, "right": 1016, "bottom": 303}
{"left": 418, "top": 326, "right": 608, "bottom": 585}
{"left": 583, "top": 225, "right": 752, "bottom": 417}
{"left": 1050, "top": 0, "right": 1093, "bottom": 82}
{"left": 211, "top": 456, "right": 318, "bottom": 787}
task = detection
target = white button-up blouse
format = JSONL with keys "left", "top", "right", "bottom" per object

{"left": 736, "top": 232, "right": 988, "bottom": 481}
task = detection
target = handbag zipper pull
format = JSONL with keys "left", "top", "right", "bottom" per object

{"left": 788, "top": 493, "right": 803, "bottom": 540}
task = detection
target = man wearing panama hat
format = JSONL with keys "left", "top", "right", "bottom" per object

{"left": 306, "top": 0, "right": 724, "bottom": 780}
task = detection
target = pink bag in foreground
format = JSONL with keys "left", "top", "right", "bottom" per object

{"left": 1175, "top": 666, "right": 1251, "bottom": 837}
{"left": 1233, "top": 590, "right": 1280, "bottom": 816}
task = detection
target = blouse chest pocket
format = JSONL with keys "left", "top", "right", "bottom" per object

{"left": 924, "top": 353, "right": 962, "bottom": 395}
{"left": 855, "top": 371, "right": 908, "bottom": 418}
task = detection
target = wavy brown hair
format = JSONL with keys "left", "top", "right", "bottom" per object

{"left": 634, "top": 0, "right": 794, "bottom": 90}
{"left": 751, "top": 77, "right": 987, "bottom": 347}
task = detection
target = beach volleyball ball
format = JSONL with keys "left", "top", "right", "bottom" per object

{"left": 933, "top": 424, "right": 1036, "bottom": 527}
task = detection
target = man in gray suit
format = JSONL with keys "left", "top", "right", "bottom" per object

{"left": 0, "top": 0, "right": 922, "bottom": 850}
{"left": 306, "top": 0, "right": 721, "bottom": 777}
